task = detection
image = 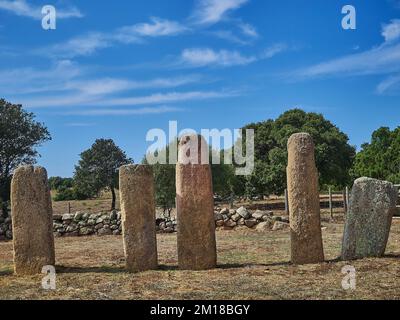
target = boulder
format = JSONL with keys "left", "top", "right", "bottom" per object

{"left": 237, "top": 207, "right": 251, "bottom": 219}
{"left": 231, "top": 214, "right": 241, "bottom": 222}
{"left": 98, "top": 227, "right": 112, "bottom": 236}
{"left": 252, "top": 210, "right": 266, "bottom": 220}
{"left": 224, "top": 219, "right": 237, "bottom": 228}
{"left": 62, "top": 213, "right": 74, "bottom": 221}
{"left": 79, "top": 227, "right": 93, "bottom": 236}
{"left": 52, "top": 214, "right": 63, "bottom": 221}
{"left": 245, "top": 219, "right": 258, "bottom": 228}
{"left": 272, "top": 221, "right": 289, "bottom": 231}
{"left": 256, "top": 221, "right": 272, "bottom": 232}
{"left": 74, "top": 212, "right": 84, "bottom": 221}
{"left": 216, "top": 220, "right": 224, "bottom": 227}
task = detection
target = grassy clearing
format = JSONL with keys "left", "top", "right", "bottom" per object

{"left": 1, "top": 218, "right": 399, "bottom": 300}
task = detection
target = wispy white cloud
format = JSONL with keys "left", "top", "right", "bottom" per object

{"left": 238, "top": 22, "right": 258, "bottom": 38}
{"left": 0, "top": 0, "right": 83, "bottom": 19}
{"left": 181, "top": 48, "right": 256, "bottom": 67}
{"left": 120, "top": 17, "right": 188, "bottom": 37}
{"left": 262, "top": 43, "right": 288, "bottom": 59}
{"left": 211, "top": 23, "right": 258, "bottom": 45}
{"left": 293, "top": 20, "right": 400, "bottom": 82}
{"left": 180, "top": 44, "right": 289, "bottom": 68}
{"left": 0, "top": 61, "right": 210, "bottom": 109}
{"left": 190, "top": 0, "right": 249, "bottom": 25}
{"left": 211, "top": 30, "right": 249, "bottom": 45}
{"left": 65, "top": 75, "right": 202, "bottom": 96}
{"left": 42, "top": 17, "right": 188, "bottom": 58}
{"left": 0, "top": 60, "right": 83, "bottom": 94}
{"left": 376, "top": 73, "right": 400, "bottom": 94}
{"left": 382, "top": 19, "right": 400, "bottom": 43}
{"left": 0, "top": 60, "right": 227, "bottom": 112}
{"left": 16, "top": 90, "right": 238, "bottom": 109}
{"left": 63, "top": 106, "right": 184, "bottom": 116}
{"left": 45, "top": 32, "right": 115, "bottom": 58}
{"left": 294, "top": 43, "right": 400, "bottom": 79}
{"left": 90, "top": 90, "right": 238, "bottom": 107}
{"left": 289, "top": 20, "right": 400, "bottom": 96}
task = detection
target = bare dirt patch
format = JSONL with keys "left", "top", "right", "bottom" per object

{"left": 1, "top": 219, "right": 399, "bottom": 300}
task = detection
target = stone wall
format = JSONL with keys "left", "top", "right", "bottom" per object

{"left": 0, "top": 206, "right": 290, "bottom": 241}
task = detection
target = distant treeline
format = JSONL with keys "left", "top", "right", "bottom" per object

{"left": 1, "top": 98, "right": 399, "bottom": 216}
{"left": 50, "top": 109, "right": 400, "bottom": 214}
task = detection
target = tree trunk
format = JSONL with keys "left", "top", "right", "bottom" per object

{"left": 1, "top": 200, "right": 7, "bottom": 218}
{"left": 110, "top": 186, "right": 116, "bottom": 211}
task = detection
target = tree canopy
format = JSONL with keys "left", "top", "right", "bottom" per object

{"left": 143, "top": 146, "right": 176, "bottom": 217}
{"left": 242, "top": 109, "right": 356, "bottom": 196}
{"left": 352, "top": 127, "right": 400, "bottom": 183}
{"left": 0, "top": 99, "right": 51, "bottom": 215}
{"left": 74, "top": 139, "right": 133, "bottom": 210}
{"left": 48, "top": 176, "right": 74, "bottom": 191}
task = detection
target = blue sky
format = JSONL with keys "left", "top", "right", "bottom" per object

{"left": 1, "top": 0, "right": 400, "bottom": 177}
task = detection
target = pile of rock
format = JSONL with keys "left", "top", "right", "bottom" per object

{"left": 0, "top": 212, "right": 12, "bottom": 241}
{"left": 214, "top": 206, "right": 289, "bottom": 231}
{"left": 53, "top": 211, "right": 178, "bottom": 237}
{"left": 0, "top": 205, "right": 289, "bottom": 241}
{"left": 52, "top": 206, "right": 289, "bottom": 238}
{"left": 156, "top": 217, "right": 177, "bottom": 233}
{"left": 53, "top": 211, "right": 122, "bottom": 237}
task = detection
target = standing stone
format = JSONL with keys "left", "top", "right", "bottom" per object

{"left": 342, "top": 177, "right": 397, "bottom": 260}
{"left": 11, "top": 166, "right": 55, "bottom": 275}
{"left": 287, "top": 133, "right": 324, "bottom": 264}
{"left": 176, "top": 134, "right": 217, "bottom": 270}
{"left": 119, "top": 165, "right": 158, "bottom": 272}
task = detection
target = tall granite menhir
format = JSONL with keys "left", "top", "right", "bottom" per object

{"left": 342, "top": 177, "right": 397, "bottom": 260}
{"left": 176, "top": 134, "right": 217, "bottom": 270}
{"left": 11, "top": 166, "right": 55, "bottom": 275}
{"left": 119, "top": 165, "right": 158, "bottom": 272}
{"left": 287, "top": 133, "right": 324, "bottom": 264}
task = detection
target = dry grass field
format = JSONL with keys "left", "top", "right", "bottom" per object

{"left": 1, "top": 216, "right": 400, "bottom": 300}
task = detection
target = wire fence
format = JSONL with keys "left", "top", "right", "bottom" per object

{"left": 284, "top": 187, "right": 349, "bottom": 219}
{"left": 283, "top": 184, "right": 400, "bottom": 218}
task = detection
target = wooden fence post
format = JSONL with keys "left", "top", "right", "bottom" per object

{"left": 284, "top": 189, "right": 289, "bottom": 215}
{"left": 343, "top": 189, "right": 348, "bottom": 214}
{"left": 329, "top": 188, "right": 333, "bottom": 220}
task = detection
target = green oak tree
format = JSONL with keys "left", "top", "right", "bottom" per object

{"left": 74, "top": 139, "right": 133, "bottom": 210}
{"left": 0, "top": 99, "right": 51, "bottom": 216}
{"left": 143, "top": 145, "right": 176, "bottom": 217}
{"left": 352, "top": 127, "right": 400, "bottom": 183}
{"left": 241, "top": 109, "right": 356, "bottom": 196}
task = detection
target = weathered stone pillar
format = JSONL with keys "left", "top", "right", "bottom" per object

{"left": 342, "top": 177, "right": 397, "bottom": 260}
{"left": 119, "top": 165, "right": 158, "bottom": 272}
{"left": 176, "top": 134, "right": 217, "bottom": 270}
{"left": 287, "top": 133, "right": 324, "bottom": 264}
{"left": 11, "top": 166, "right": 55, "bottom": 275}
